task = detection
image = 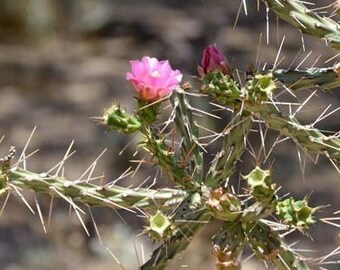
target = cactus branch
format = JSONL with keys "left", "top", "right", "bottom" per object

{"left": 4, "top": 167, "right": 186, "bottom": 211}
{"left": 245, "top": 101, "right": 340, "bottom": 165}
{"left": 171, "top": 89, "right": 204, "bottom": 182}
{"left": 141, "top": 195, "right": 211, "bottom": 270}
{"left": 270, "top": 65, "right": 340, "bottom": 91}
{"left": 202, "top": 74, "right": 340, "bottom": 165}
{"left": 246, "top": 221, "right": 310, "bottom": 270}
{"left": 141, "top": 128, "right": 197, "bottom": 190}
{"left": 262, "top": 0, "right": 340, "bottom": 50}
{"left": 205, "top": 111, "right": 252, "bottom": 188}
{"left": 212, "top": 222, "right": 245, "bottom": 270}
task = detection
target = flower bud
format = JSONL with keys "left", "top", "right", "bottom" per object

{"left": 102, "top": 105, "right": 141, "bottom": 134}
{"left": 198, "top": 45, "right": 231, "bottom": 77}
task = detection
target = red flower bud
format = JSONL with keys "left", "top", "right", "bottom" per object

{"left": 198, "top": 45, "right": 231, "bottom": 77}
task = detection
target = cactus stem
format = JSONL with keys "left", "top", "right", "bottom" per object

{"left": 263, "top": 0, "right": 340, "bottom": 50}
{"left": 4, "top": 167, "right": 187, "bottom": 212}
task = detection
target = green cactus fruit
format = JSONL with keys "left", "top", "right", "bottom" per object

{"left": 244, "top": 167, "right": 276, "bottom": 203}
{"left": 206, "top": 187, "right": 241, "bottom": 221}
{"left": 141, "top": 195, "right": 210, "bottom": 270}
{"left": 244, "top": 166, "right": 271, "bottom": 187}
{"left": 276, "top": 197, "right": 316, "bottom": 231}
{"left": 103, "top": 105, "right": 141, "bottom": 134}
{"left": 147, "top": 210, "right": 173, "bottom": 240}
{"left": 246, "top": 73, "right": 276, "bottom": 102}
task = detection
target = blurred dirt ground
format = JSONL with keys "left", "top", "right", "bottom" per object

{"left": 0, "top": 1, "right": 339, "bottom": 269}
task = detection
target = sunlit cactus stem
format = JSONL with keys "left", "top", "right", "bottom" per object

{"left": 262, "top": 0, "right": 340, "bottom": 50}
{"left": 202, "top": 72, "right": 340, "bottom": 165}
{"left": 3, "top": 167, "right": 186, "bottom": 211}
{"left": 245, "top": 101, "right": 340, "bottom": 165}
{"left": 205, "top": 111, "right": 252, "bottom": 188}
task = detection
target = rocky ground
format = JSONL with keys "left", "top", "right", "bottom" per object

{"left": 0, "top": 1, "right": 339, "bottom": 269}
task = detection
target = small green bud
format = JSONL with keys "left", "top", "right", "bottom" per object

{"left": 103, "top": 105, "right": 141, "bottom": 134}
{"left": 200, "top": 71, "right": 243, "bottom": 107}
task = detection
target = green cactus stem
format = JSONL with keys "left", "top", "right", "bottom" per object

{"left": 201, "top": 73, "right": 253, "bottom": 188}
{"left": 3, "top": 167, "right": 186, "bottom": 211}
{"left": 246, "top": 221, "right": 310, "bottom": 270}
{"left": 171, "top": 89, "right": 204, "bottom": 183}
{"left": 245, "top": 101, "right": 340, "bottom": 164}
{"left": 263, "top": 0, "right": 340, "bottom": 50}
{"left": 205, "top": 111, "right": 252, "bottom": 188}
{"left": 140, "top": 195, "right": 211, "bottom": 270}
{"left": 212, "top": 222, "right": 245, "bottom": 270}
{"left": 203, "top": 72, "right": 340, "bottom": 165}
{"left": 141, "top": 128, "right": 198, "bottom": 190}
{"left": 270, "top": 65, "right": 340, "bottom": 91}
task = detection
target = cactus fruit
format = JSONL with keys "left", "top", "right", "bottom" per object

{"left": 276, "top": 197, "right": 316, "bottom": 231}
{"left": 146, "top": 210, "right": 174, "bottom": 240}
{"left": 206, "top": 188, "right": 241, "bottom": 221}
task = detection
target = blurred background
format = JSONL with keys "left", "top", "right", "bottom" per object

{"left": 0, "top": 0, "right": 339, "bottom": 269}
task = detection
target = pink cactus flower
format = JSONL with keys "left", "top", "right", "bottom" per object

{"left": 126, "top": 56, "right": 183, "bottom": 101}
{"left": 198, "top": 45, "right": 231, "bottom": 77}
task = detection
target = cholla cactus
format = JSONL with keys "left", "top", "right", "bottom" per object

{"left": 0, "top": 1, "right": 339, "bottom": 270}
